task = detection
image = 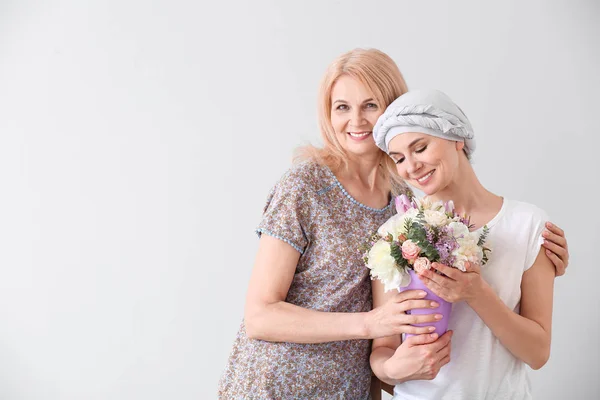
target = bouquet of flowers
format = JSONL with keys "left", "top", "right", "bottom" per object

{"left": 364, "top": 194, "right": 491, "bottom": 292}
{"left": 363, "top": 194, "right": 491, "bottom": 335}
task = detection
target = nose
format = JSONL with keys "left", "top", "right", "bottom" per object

{"left": 350, "top": 108, "right": 366, "bottom": 127}
{"left": 406, "top": 156, "right": 423, "bottom": 175}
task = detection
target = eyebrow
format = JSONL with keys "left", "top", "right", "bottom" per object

{"left": 388, "top": 138, "right": 425, "bottom": 156}
{"left": 332, "top": 98, "right": 375, "bottom": 105}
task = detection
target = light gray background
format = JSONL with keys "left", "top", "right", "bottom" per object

{"left": 0, "top": 0, "right": 598, "bottom": 399}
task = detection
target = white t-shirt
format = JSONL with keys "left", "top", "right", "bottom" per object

{"left": 393, "top": 199, "right": 549, "bottom": 400}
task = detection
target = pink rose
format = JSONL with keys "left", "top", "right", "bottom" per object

{"left": 413, "top": 257, "right": 432, "bottom": 274}
{"left": 401, "top": 240, "right": 421, "bottom": 261}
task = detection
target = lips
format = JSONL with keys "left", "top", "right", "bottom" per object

{"left": 416, "top": 169, "right": 435, "bottom": 183}
{"left": 348, "top": 131, "right": 371, "bottom": 138}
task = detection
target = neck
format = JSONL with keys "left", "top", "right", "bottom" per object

{"left": 339, "top": 151, "right": 384, "bottom": 190}
{"left": 428, "top": 158, "right": 497, "bottom": 216}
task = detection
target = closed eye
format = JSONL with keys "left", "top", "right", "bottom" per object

{"left": 415, "top": 145, "right": 427, "bottom": 153}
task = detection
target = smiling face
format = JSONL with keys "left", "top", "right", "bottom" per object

{"left": 387, "top": 132, "right": 465, "bottom": 195}
{"left": 329, "top": 75, "right": 384, "bottom": 158}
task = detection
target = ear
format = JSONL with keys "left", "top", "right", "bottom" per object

{"left": 455, "top": 141, "right": 465, "bottom": 151}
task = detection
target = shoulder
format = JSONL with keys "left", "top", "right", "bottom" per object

{"left": 504, "top": 199, "right": 549, "bottom": 222}
{"left": 276, "top": 160, "right": 335, "bottom": 194}
{"left": 503, "top": 199, "right": 549, "bottom": 224}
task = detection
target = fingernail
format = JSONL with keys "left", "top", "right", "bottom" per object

{"left": 543, "top": 231, "right": 549, "bottom": 237}
{"left": 428, "top": 327, "right": 435, "bottom": 332}
{"left": 419, "top": 291, "right": 427, "bottom": 296}
{"left": 546, "top": 222, "right": 553, "bottom": 227}
{"left": 431, "top": 302, "right": 439, "bottom": 308}
{"left": 546, "top": 250, "right": 552, "bottom": 255}
{"left": 434, "top": 314, "right": 443, "bottom": 320}
{"left": 430, "top": 333, "right": 438, "bottom": 339}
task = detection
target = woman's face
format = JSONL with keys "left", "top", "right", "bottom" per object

{"left": 387, "top": 132, "right": 464, "bottom": 195}
{"left": 329, "top": 75, "right": 384, "bottom": 158}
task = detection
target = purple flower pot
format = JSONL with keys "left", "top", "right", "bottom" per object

{"left": 400, "top": 270, "right": 452, "bottom": 338}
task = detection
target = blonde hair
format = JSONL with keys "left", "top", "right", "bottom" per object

{"left": 295, "top": 48, "right": 409, "bottom": 195}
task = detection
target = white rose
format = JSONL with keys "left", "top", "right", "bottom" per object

{"left": 467, "top": 231, "right": 482, "bottom": 244}
{"left": 431, "top": 200, "right": 446, "bottom": 212}
{"left": 452, "top": 236, "right": 484, "bottom": 270}
{"left": 377, "top": 214, "right": 401, "bottom": 238}
{"left": 448, "top": 221, "right": 470, "bottom": 239}
{"left": 423, "top": 209, "right": 449, "bottom": 227}
{"left": 367, "top": 240, "right": 410, "bottom": 291}
{"left": 415, "top": 196, "right": 432, "bottom": 210}
{"left": 403, "top": 207, "right": 419, "bottom": 220}
{"left": 378, "top": 208, "right": 419, "bottom": 240}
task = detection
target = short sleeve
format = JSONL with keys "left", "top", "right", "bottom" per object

{"left": 524, "top": 207, "right": 550, "bottom": 271}
{"left": 255, "top": 168, "right": 310, "bottom": 254}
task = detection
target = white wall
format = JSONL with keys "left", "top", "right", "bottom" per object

{"left": 0, "top": 0, "right": 598, "bottom": 399}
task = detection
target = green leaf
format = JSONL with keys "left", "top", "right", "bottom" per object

{"left": 477, "top": 225, "right": 490, "bottom": 247}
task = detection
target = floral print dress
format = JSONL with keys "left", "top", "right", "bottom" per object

{"left": 218, "top": 161, "right": 397, "bottom": 399}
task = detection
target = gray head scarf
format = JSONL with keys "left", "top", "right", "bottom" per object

{"left": 373, "top": 89, "right": 476, "bottom": 156}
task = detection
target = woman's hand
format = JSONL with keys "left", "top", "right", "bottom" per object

{"left": 383, "top": 331, "right": 453, "bottom": 382}
{"left": 542, "top": 222, "right": 569, "bottom": 276}
{"left": 366, "top": 289, "right": 443, "bottom": 338}
{"left": 418, "top": 262, "right": 484, "bottom": 303}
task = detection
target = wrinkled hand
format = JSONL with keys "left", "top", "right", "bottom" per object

{"left": 367, "top": 290, "right": 443, "bottom": 338}
{"left": 542, "top": 222, "right": 569, "bottom": 277}
{"left": 418, "top": 262, "right": 483, "bottom": 303}
{"left": 384, "top": 331, "right": 453, "bottom": 382}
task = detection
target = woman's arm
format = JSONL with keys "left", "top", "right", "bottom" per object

{"left": 421, "top": 250, "right": 555, "bottom": 369}
{"left": 244, "top": 235, "right": 440, "bottom": 343}
{"left": 467, "top": 249, "right": 555, "bottom": 369}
